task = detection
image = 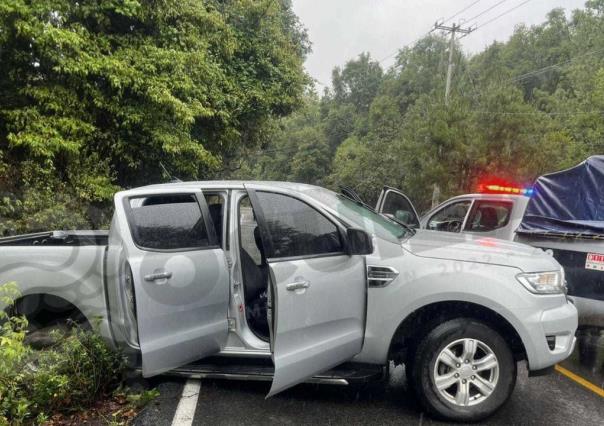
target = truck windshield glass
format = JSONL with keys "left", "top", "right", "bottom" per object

{"left": 307, "top": 189, "right": 409, "bottom": 243}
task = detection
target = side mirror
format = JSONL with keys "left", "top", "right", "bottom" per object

{"left": 346, "top": 228, "right": 373, "bottom": 255}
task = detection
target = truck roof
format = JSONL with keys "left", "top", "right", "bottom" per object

{"left": 118, "top": 181, "right": 337, "bottom": 201}
{"left": 127, "top": 180, "right": 321, "bottom": 192}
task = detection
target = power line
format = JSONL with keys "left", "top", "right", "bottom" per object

{"left": 458, "top": 0, "right": 534, "bottom": 41}
{"left": 473, "top": 0, "right": 534, "bottom": 31}
{"left": 377, "top": 28, "right": 434, "bottom": 64}
{"left": 383, "top": 23, "right": 466, "bottom": 70}
{"left": 470, "top": 110, "right": 604, "bottom": 116}
{"left": 377, "top": 47, "right": 406, "bottom": 63}
{"left": 507, "top": 47, "right": 604, "bottom": 83}
{"left": 443, "top": 0, "right": 484, "bottom": 24}
{"left": 466, "top": 0, "right": 508, "bottom": 23}
{"left": 370, "top": 2, "right": 486, "bottom": 69}
{"left": 378, "top": 0, "right": 485, "bottom": 65}
{"left": 321, "top": 27, "right": 434, "bottom": 87}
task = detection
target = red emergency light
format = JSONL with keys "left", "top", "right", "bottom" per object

{"left": 477, "top": 183, "right": 534, "bottom": 196}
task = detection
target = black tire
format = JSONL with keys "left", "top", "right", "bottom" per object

{"left": 409, "top": 318, "right": 516, "bottom": 422}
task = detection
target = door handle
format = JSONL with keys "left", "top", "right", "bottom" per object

{"left": 144, "top": 271, "right": 173, "bottom": 282}
{"left": 286, "top": 280, "right": 310, "bottom": 291}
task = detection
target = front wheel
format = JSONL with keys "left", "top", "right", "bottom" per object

{"left": 409, "top": 318, "right": 516, "bottom": 422}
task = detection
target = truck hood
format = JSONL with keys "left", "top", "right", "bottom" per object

{"left": 402, "top": 229, "right": 560, "bottom": 272}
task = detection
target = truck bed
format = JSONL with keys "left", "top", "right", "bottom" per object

{"left": 0, "top": 230, "right": 110, "bottom": 339}
{"left": 0, "top": 230, "right": 108, "bottom": 246}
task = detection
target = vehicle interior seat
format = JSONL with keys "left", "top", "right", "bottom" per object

{"left": 239, "top": 225, "right": 269, "bottom": 340}
{"left": 395, "top": 210, "right": 414, "bottom": 225}
{"left": 453, "top": 204, "right": 468, "bottom": 219}
{"left": 478, "top": 206, "right": 499, "bottom": 230}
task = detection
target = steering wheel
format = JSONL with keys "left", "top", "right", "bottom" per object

{"left": 446, "top": 220, "right": 462, "bottom": 233}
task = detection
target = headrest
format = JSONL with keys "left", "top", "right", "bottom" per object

{"left": 480, "top": 207, "right": 499, "bottom": 228}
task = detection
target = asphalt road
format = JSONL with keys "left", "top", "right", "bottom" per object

{"left": 134, "top": 330, "right": 604, "bottom": 426}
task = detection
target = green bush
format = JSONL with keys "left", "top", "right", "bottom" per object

{"left": 0, "top": 283, "right": 130, "bottom": 424}
{"left": 30, "top": 327, "right": 125, "bottom": 415}
{"left": 0, "top": 283, "right": 31, "bottom": 423}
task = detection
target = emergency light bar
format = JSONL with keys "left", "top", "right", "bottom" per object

{"left": 477, "top": 184, "right": 534, "bottom": 196}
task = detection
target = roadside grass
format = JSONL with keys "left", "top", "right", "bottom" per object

{"left": 0, "top": 282, "right": 158, "bottom": 425}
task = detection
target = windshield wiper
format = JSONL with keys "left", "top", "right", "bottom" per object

{"left": 339, "top": 185, "right": 377, "bottom": 212}
{"left": 339, "top": 185, "right": 365, "bottom": 205}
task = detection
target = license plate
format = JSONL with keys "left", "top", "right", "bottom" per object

{"left": 585, "top": 252, "right": 604, "bottom": 271}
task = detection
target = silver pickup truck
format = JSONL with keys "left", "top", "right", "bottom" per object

{"left": 0, "top": 181, "right": 577, "bottom": 421}
{"left": 375, "top": 158, "right": 604, "bottom": 332}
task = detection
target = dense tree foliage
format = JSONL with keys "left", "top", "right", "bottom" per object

{"left": 3, "top": 1, "right": 604, "bottom": 233}
{"left": 241, "top": 1, "right": 604, "bottom": 211}
{"left": 0, "top": 0, "right": 309, "bottom": 233}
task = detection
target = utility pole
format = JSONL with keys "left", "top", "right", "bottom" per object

{"left": 429, "top": 22, "right": 473, "bottom": 208}
{"left": 433, "top": 22, "right": 473, "bottom": 106}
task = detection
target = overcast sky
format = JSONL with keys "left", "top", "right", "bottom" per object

{"left": 292, "top": 0, "right": 587, "bottom": 88}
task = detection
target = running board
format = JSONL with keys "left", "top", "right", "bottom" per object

{"left": 164, "top": 359, "right": 384, "bottom": 386}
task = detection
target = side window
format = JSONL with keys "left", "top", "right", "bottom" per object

{"left": 127, "top": 194, "right": 210, "bottom": 250}
{"left": 255, "top": 192, "right": 343, "bottom": 258}
{"left": 465, "top": 200, "right": 513, "bottom": 233}
{"left": 427, "top": 200, "right": 471, "bottom": 233}
{"left": 205, "top": 193, "right": 225, "bottom": 246}
{"left": 381, "top": 191, "right": 419, "bottom": 227}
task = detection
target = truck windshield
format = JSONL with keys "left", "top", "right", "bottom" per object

{"left": 307, "top": 188, "right": 410, "bottom": 243}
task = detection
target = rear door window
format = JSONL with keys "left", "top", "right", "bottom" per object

{"left": 127, "top": 194, "right": 211, "bottom": 250}
{"left": 464, "top": 200, "right": 513, "bottom": 233}
{"left": 427, "top": 200, "right": 472, "bottom": 233}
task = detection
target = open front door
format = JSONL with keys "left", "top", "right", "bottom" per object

{"left": 113, "top": 188, "right": 229, "bottom": 376}
{"left": 376, "top": 186, "right": 420, "bottom": 228}
{"left": 245, "top": 185, "right": 367, "bottom": 396}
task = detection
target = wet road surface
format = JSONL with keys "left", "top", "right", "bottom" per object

{"left": 135, "top": 330, "right": 604, "bottom": 426}
{"left": 562, "top": 327, "right": 604, "bottom": 390}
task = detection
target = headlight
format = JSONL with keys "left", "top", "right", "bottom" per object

{"left": 516, "top": 270, "right": 565, "bottom": 294}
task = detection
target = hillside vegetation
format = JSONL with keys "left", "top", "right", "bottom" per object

{"left": 0, "top": 0, "right": 309, "bottom": 233}
{"left": 2, "top": 1, "right": 604, "bottom": 229}
{"left": 238, "top": 1, "right": 604, "bottom": 211}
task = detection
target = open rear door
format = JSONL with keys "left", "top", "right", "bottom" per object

{"left": 245, "top": 184, "right": 367, "bottom": 396}
{"left": 376, "top": 186, "right": 420, "bottom": 228}
{"left": 112, "top": 187, "right": 229, "bottom": 376}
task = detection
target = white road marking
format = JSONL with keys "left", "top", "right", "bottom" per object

{"left": 171, "top": 379, "right": 201, "bottom": 426}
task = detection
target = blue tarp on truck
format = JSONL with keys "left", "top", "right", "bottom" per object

{"left": 518, "top": 156, "right": 604, "bottom": 237}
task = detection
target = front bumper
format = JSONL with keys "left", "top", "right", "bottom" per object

{"left": 518, "top": 300, "right": 578, "bottom": 371}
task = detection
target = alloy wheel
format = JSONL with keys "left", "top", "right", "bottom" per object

{"left": 432, "top": 338, "right": 500, "bottom": 407}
